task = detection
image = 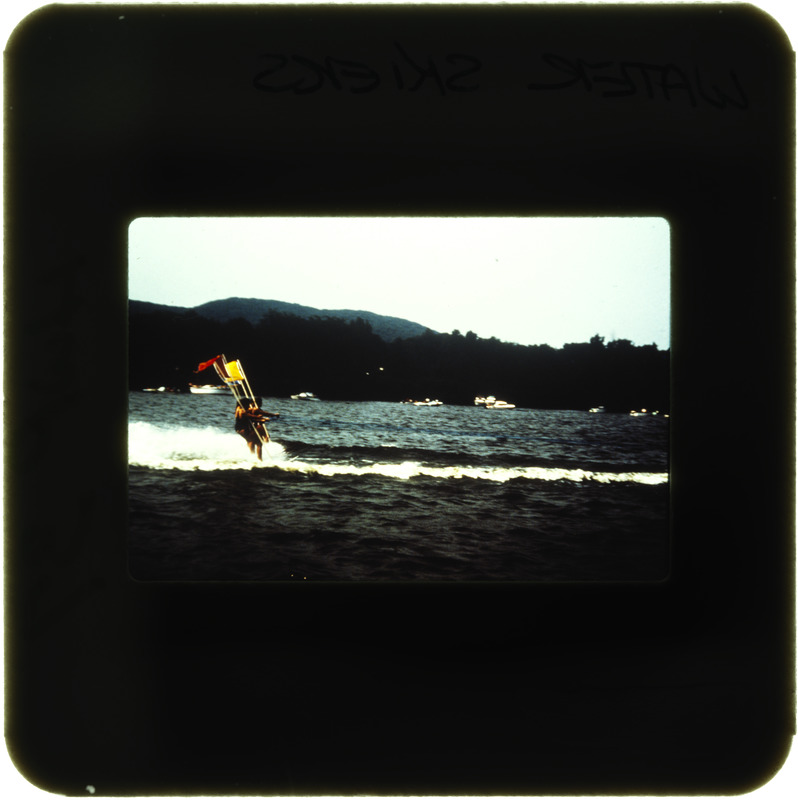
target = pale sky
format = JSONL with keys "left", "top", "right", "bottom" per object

{"left": 128, "top": 216, "right": 669, "bottom": 349}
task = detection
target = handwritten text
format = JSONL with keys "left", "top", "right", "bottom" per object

{"left": 527, "top": 53, "right": 748, "bottom": 109}
{"left": 253, "top": 42, "right": 482, "bottom": 95}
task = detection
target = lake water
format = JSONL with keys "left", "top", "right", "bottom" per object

{"left": 128, "top": 392, "right": 669, "bottom": 581}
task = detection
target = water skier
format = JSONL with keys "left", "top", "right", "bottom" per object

{"left": 235, "top": 398, "right": 279, "bottom": 460}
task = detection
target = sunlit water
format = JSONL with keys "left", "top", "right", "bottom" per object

{"left": 128, "top": 392, "right": 669, "bottom": 581}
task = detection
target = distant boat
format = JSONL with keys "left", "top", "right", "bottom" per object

{"left": 630, "top": 409, "right": 666, "bottom": 417}
{"left": 291, "top": 391, "right": 320, "bottom": 401}
{"left": 189, "top": 383, "right": 230, "bottom": 395}
{"left": 589, "top": 406, "right": 606, "bottom": 413}
{"left": 478, "top": 395, "right": 516, "bottom": 409}
{"left": 485, "top": 399, "right": 516, "bottom": 409}
{"left": 413, "top": 398, "right": 443, "bottom": 406}
{"left": 144, "top": 386, "right": 183, "bottom": 393}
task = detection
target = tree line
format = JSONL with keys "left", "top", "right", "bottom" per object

{"left": 129, "top": 307, "right": 669, "bottom": 412}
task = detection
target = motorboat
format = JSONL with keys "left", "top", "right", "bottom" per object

{"left": 478, "top": 395, "right": 516, "bottom": 409}
{"left": 485, "top": 399, "right": 516, "bottom": 409}
{"left": 189, "top": 384, "right": 231, "bottom": 395}
{"left": 291, "top": 391, "right": 320, "bottom": 401}
{"left": 413, "top": 398, "right": 443, "bottom": 406}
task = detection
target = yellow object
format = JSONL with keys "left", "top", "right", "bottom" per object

{"left": 226, "top": 360, "right": 244, "bottom": 381}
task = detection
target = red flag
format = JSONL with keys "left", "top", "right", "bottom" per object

{"left": 195, "top": 355, "right": 223, "bottom": 373}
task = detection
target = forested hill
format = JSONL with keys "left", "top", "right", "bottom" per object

{"left": 129, "top": 302, "right": 670, "bottom": 412}
{"left": 129, "top": 298, "right": 432, "bottom": 342}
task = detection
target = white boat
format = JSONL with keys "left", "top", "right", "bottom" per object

{"left": 479, "top": 396, "right": 515, "bottom": 409}
{"left": 630, "top": 409, "right": 665, "bottom": 417}
{"left": 413, "top": 398, "right": 443, "bottom": 406}
{"left": 589, "top": 406, "right": 606, "bottom": 413}
{"left": 189, "top": 383, "right": 231, "bottom": 395}
{"left": 485, "top": 399, "right": 516, "bottom": 409}
{"left": 291, "top": 391, "right": 320, "bottom": 401}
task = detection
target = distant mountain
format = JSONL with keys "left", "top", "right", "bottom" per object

{"left": 128, "top": 297, "right": 435, "bottom": 342}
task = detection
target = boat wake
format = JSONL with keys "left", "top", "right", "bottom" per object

{"left": 275, "top": 460, "right": 666, "bottom": 484}
{"left": 129, "top": 422, "right": 667, "bottom": 484}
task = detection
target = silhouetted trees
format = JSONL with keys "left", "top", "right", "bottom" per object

{"left": 129, "top": 305, "right": 670, "bottom": 412}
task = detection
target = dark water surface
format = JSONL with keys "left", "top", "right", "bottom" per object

{"left": 128, "top": 392, "right": 669, "bottom": 581}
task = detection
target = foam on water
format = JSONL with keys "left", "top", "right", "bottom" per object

{"left": 281, "top": 460, "right": 667, "bottom": 484}
{"left": 128, "top": 421, "right": 286, "bottom": 470}
{"left": 129, "top": 422, "right": 666, "bottom": 484}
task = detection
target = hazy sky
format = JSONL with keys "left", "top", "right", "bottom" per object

{"left": 128, "top": 216, "right": 670, "bottom": 349}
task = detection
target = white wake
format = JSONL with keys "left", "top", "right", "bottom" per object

{"left": 276, "top": 460, "right": 668, "bottom": 485}
{"left": 128, "top": 422, "right": 287, "bottom": 470}
{"left": 128, "top": 422, "right": 666, "bottom": 484}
